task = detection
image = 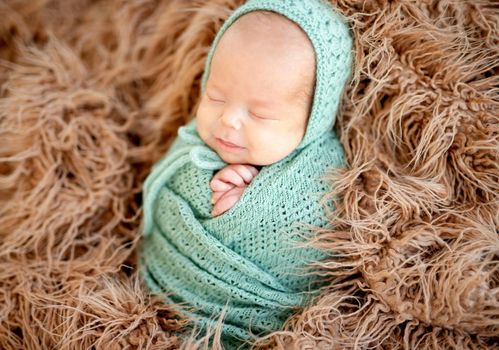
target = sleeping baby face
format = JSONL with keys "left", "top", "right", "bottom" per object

{"left": 196, "top": 11, "right": 316, "bottom": 166}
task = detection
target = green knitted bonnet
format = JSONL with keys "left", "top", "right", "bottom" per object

{"left": 200, "top": 0, "right": 353, "bottom": 152}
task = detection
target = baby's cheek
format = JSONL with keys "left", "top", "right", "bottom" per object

{"left": 251, "top": 128, "right": 303, "bottom": 165}
{"left": 245, "top": 131, "right": 277, "bottom": 165}
{"left": 196, "top": 108, "right": 213, "bottom": 143}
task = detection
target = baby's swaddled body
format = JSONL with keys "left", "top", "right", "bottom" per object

{"left": 139, "top": 0, "right": 353, "bottom": 348}
{"left": 140, "top": 118, "right": 345, "bottom": 345}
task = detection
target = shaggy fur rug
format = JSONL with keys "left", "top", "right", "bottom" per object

{"left": 0, "top": 0, "right": 497, "bottom": 349}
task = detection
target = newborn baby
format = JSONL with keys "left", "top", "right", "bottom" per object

{"left": 139, "top": 0, "right": 353, "bottom": 348}
{"left": 198, "top": 11, "right": 315, "bottom": 217}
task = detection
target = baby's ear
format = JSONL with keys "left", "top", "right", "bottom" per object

{"left": 292, "top": 81, "right": 314, "bottom": 107}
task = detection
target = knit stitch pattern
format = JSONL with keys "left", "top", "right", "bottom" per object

{"left": 139, "top": 0, "right": 353, "bottom": 348}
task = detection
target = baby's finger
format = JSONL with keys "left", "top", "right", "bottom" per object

{"left": 211, "top": 190, "right": 225, "bottom": 204}
{"left": 210, "top": 178, "right": 234, "bottom": 191}
{"left": 212, "top": 196, "right": 238, "bottom": 216}
{"left": 211, "top": 189, "right": 242, "bottom": 216}
{"left": 232, "top": 165, "right": 258, "bottom": 184}
{"left": 216, "top": 168, "right": 246, "bottom": 187}
{"left": 246, "top": 165, "right": 259, "bottom": 177}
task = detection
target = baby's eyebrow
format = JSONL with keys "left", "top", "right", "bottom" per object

{"left": 249, "top": 97, "right": 274, "bottom": 109}
{"left": 206, "top": 82, "right": 223, "bottom": 93}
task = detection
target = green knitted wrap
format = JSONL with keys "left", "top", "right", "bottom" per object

{"left": 139, "top": 0, "right": 352, "bottom": 348}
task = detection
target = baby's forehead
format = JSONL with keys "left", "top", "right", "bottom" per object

{"left": 223, "top": 11, "right": 316, "bottom": 85}
{"left": 230, "top": 11, "right": 307, "bottom": 43}
{"left": 209, "top": 11, "right": 316, "bottom": 108}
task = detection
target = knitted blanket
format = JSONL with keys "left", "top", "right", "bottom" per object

{"left": 139, "top": 117, "right": 345, "bottom": 345}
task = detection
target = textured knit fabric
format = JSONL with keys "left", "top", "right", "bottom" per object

{"left": 138, "top": 0, "right": 353, "bottom": 348}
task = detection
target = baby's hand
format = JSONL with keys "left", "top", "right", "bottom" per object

{"left": 210, "top": 164, "right": 259, "bottom": 217}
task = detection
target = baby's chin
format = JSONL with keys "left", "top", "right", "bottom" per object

{"left": 217, "top": 151, "right": 285, "bottom": 166}
{"left": 216, "top": 151, "right": 252, "bottom": 165}
{"left": 213, "top": 148, "right": 259, "bottom": 165}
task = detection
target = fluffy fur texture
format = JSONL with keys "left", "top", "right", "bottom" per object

{"left": 0, "top": 0, "right": 497, "bottom": 349}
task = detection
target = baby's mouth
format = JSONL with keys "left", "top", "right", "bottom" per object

{"left": 216, "top": 138, "right": 245, "bottom": 151}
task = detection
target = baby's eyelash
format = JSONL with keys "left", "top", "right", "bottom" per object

{"left": 207, "top": 95, "right": 224, "bottom": 103}
{"left": 250, "top": 111, "right": 275, "bottom": 121}
{"left": 249, "top": 111, "right": 266, "bottom": 119}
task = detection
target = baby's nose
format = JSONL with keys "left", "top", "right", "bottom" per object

{"left": 220, "top": 106, "right": 244, "bottom": 130}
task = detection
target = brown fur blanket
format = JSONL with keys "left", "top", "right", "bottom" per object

{"left": 0, "top": 0, "right": 497, "bottom": 349}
